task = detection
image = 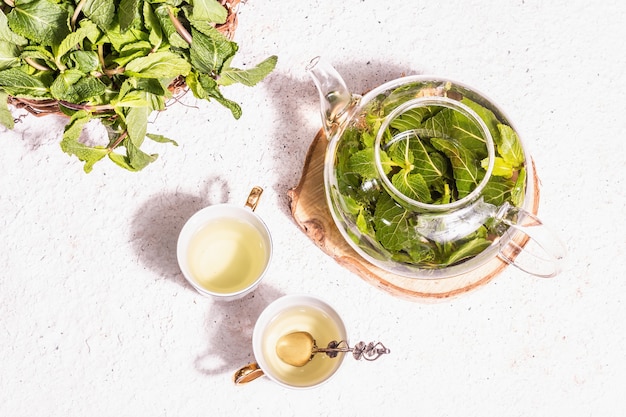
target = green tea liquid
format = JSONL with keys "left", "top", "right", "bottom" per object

{"left": 261, "top": 305, "right": 344, "bottom": 387}
{"left": 187, "top": 217, "right": 268, "bottom": 293}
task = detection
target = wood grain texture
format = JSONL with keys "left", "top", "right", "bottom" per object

{"left": 288, "top": 130, "right": 541, "bottom": 301}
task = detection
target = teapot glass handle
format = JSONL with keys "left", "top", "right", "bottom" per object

{"left": 496, "top": 204, "right": 567, "bottom": 278}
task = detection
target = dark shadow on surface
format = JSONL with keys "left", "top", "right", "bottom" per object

{"left": 130, "top": 176, "right": 284, "bottom": 377}
{"left": 129, "top": 177, "right": 230, "bottom": 288}
{"left": 194, "top": 283, "right": 285, "bottom": 376}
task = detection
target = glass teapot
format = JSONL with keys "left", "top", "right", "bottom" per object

{"left": 307, "top": 56, "right": 566, "bottom": 279}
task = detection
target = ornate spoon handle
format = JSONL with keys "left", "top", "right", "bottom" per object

{"left": 316, "top": 340, "right": 390, "bottom": 361}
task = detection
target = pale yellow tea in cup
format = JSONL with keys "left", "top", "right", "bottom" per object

{"left": 177, "top": 187, "right": 272, "bottom": 300}
{"left": 187, "top": 217, "right": 269, "bottom": 294}
{"left": 256, "top": 300, "right": 346, "bottom": 388}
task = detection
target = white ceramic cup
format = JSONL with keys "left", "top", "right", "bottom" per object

{"left": 176, "top": 186, "right": 272, "bottom": 301}
{"left": 233, "top": 294, "right": 348, "bottom": 389}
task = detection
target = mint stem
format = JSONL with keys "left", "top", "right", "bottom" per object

{"left": 25, "top": 57, "right": 51, "bottom": 72}
{"left": 167, "top": 7, "right": 192, "bottom": 44}
{"left": 59, "top": 101, "right": 114, "bottom": 112}
{"left": 109, "top": 130, "right": 128, "bottom": 150}
{"left": 71, "top": 0, "right": 87, "bottom": 30}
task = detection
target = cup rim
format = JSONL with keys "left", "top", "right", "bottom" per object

{"left": 176, "top": 203, "right": 273, "bottom": 300}
{"left": 252, "top": 294, "right": 348, "bottom": 389}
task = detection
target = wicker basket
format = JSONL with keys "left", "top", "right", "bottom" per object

{"left": 7, "top": 0, "right": 240, "bottom": 117}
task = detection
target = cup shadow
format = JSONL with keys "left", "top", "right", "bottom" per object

{"left": 129, "top": 176, "right": 230, "bottom": 288}
{"left": 130, "top": 179, "right": 284, "bottom": 378}
{"left": 193, "top": 284, "right": 285, "bottom": 377}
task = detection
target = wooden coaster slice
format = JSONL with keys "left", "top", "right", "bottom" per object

{"left": 287, "top": 130, "right": 541, "bottom": 301}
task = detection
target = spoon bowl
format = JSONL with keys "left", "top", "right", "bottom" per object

{"left": 275, "top": 331, "right": 317, "bottom": 367}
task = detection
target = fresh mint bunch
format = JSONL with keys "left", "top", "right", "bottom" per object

{"left": 0, "top": 0, "right": 277, "bottom": 172}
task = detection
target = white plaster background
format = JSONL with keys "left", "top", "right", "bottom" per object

{"left": 1, "top": 0, "right": 624, "bottom": 416}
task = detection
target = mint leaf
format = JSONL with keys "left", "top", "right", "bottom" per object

{"left": 119, "top": 0, "right": 141, "bottom": 32}
{"left": 191, "top": 0, "right": 228, "bottom": 23}
{"left": 154, "top": 4, "right": 189, "bottom": 49}
{"left": 0, "top": 10, "right": 28, "bottom": 46}
{"left": 482, "top": 156, "right": 514, "bottom": 178}
{"left": 83, "top": 0, "right": 116, "bottom": 31}
{"left": 348, "top": 148, "right": 379, "bottom": 179}
{"left": 208, "top": 90, "right": 242, "bottom": 119}
{"left": 431, "top": 138, "right": 483, "bottom": 199}
{"left": 7, "top": 0, "right": 70, "bottom": 46}
{"left": 143, "top": 2, "right": 163, "bottom": 49}
{"left": 391, "top": 170, "right": 431, "bottom": 203}
{"left": 0, "top": 91, "right": 14, "bottom": 129}
{"left": 125, "top": 105, "right": 150, "bottom": 147}
{"left": 348, "top": 148, "right": 394, "bottom": 180}
{"left": 395, "top": 133, "right": 448, "bottom": 184}
{"left": 0, "top": 40, "right": 20, "bottom": 70}
{"left": 0, "top": 68, "right": 49, "bottom": 98}
{"left": 423, "top": 106, "right": 489, "bottom": 159}
{"left": 218, "top": 55, "right": 278, "bottom": 87}
{"left": 389, "top": 106, "right": 440, "bottom": 131}
{"left": 462, "top": 97, "right": 502, "bottom": 147}
{"left": 112, "top": 137, "right": 157, "bottom": 171}
{"left": 20, "top": 45, "right": 56, "bottom": 69}
{"left": 405, "top": 241, "right": 436, "bottom": 265}
{"left": 374, "top": 194, "right": 413, "bottom": 252}
{"left": 341, "top": 194, "right": 364, "bottom": 216}
{"left": 60, "top": 111, "right": 109, "bottom": 173}
{"left": 55, "top": 20, "right": 100, "bottom": 63}
{"left": 388, "top": 137, "right": 414, "bottom": 169}
{"left": 51, "top": 70, "right": 106, "bottom": 103}
{"left": 185, "top": 71, "right": 241, "bottom": 118}
{"left": 356, "top": 210, "right": 374, "bottom": 237}
{"left": 126, "top": 138, "right": 157, "bottom": 170}
{"left": 67, "top": 50, "right": 99, "bottom": 73}
{"left": 124, "top": 51, "right": 191, "bottom": 78}
{"left": 102, "top": 25, "right": 150, "bottom": 53}
{"left": 190, "top": 26, "right": 237, "bottom": 74}
{"left": 147, "top": 133, "right": 178, "bottom": 146}
{"left": 442, "top": 235, "right": 492, "bottom": 266}
{"left": 50, "top": 69, "right": 83, "bottom": 100}
{"left": 112, "top": 41, "right": 153, "bottom": 67}
{"left": 108, "top": 151, "right": 134, "bottom": 171}
{"left": 496, "top": 123, "right": 524, "bottom": 167}
{"left": 113, "top": 89, "right": 151, "bottom": 108}
{"left": 511, "top": 167, "right": 526, "bottom": 207}
{"left": 481, "top": 176, "right": 513, "bottom": 206}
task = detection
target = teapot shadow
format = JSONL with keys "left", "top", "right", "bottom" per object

{"left": 194, "top": 284, "right": 285, "bottom": 376}
{"left": 265, "top": 58, "right": 420, "bottom": 218}
{"left": 129, "top": 177, "right": 229, "bottom": 287}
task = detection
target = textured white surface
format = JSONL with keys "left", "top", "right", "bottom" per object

{"left": 1, "top": 0, "right": 625, "bottom": 415}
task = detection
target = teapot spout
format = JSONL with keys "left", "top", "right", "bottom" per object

{"left": 307, "top": 56, "right": 355, "bottom": 137}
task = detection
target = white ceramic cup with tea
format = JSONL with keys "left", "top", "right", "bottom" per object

{"left": 233, "top": 294, "right": 348, "bottom": 389}
{"left": 177, "top": 186, "right": 272, "bottom": 301}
